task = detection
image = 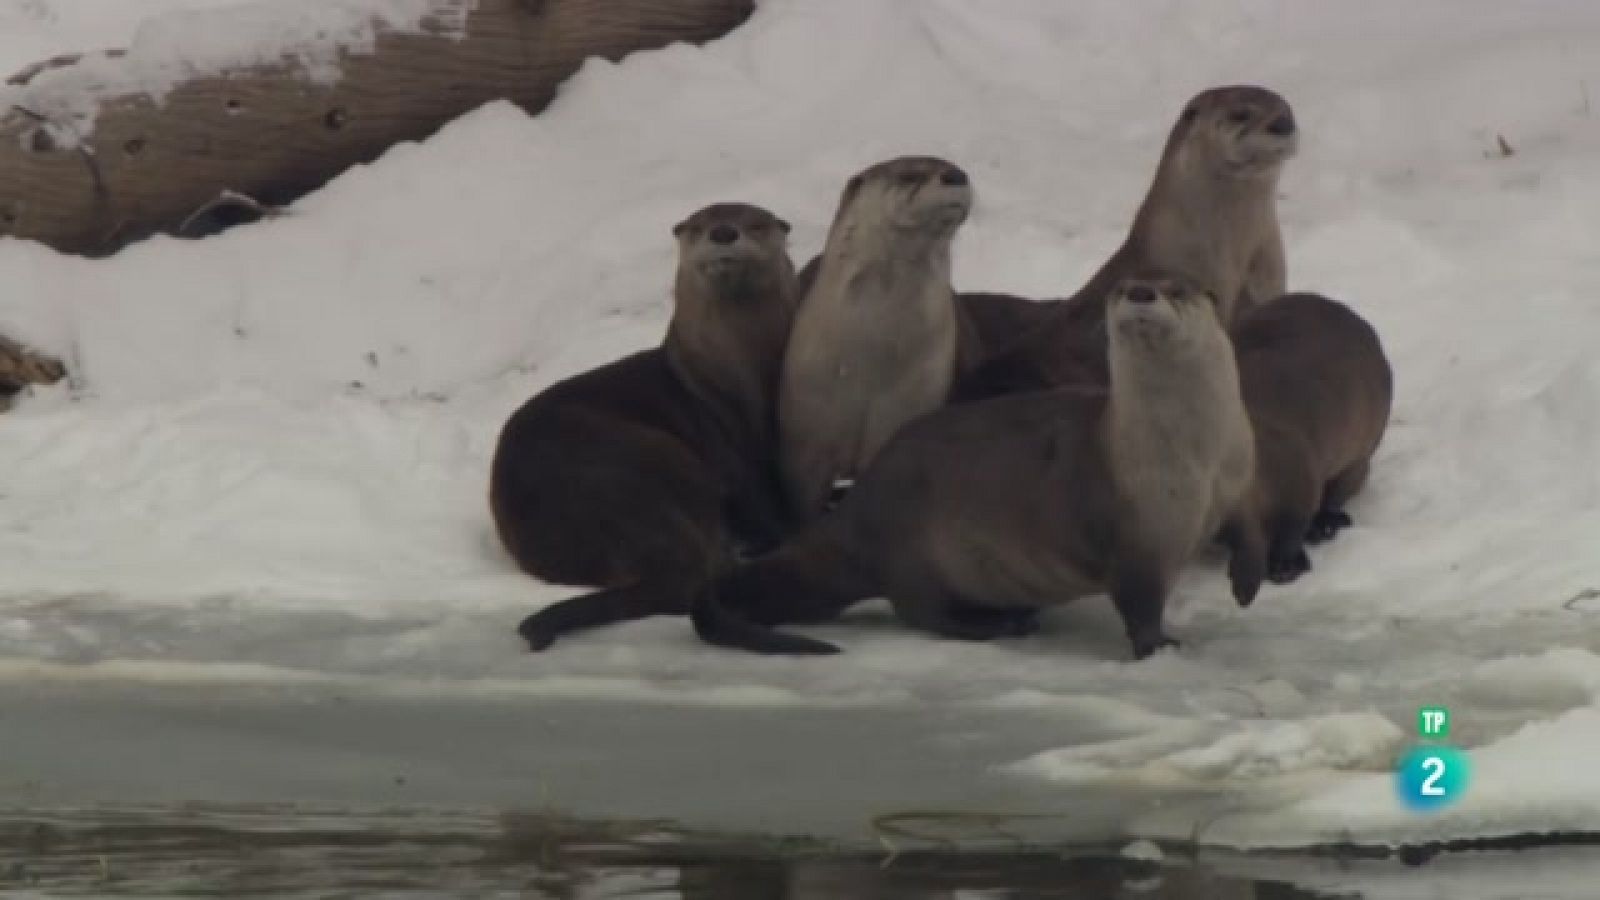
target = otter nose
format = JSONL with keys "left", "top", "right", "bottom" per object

{"left": 1126, "top": 285, "right": 1156, "bottom": 305}
{"left": 1266, "top": 112, "right": 1296, "bottom": 136}
{"left": 940, "top": 166, "right": 969, "bottom": 186}
{"left": 708, "top": 224, "right": 740, "bottom": 245}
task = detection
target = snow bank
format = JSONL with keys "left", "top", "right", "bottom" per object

{"left": 5, "top": 0, "right": 1600, "bottom": 852}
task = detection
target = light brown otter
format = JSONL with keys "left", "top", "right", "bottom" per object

{"left": 953, "top": 84, "right": 1298, "bottom": 401}
{"left": 489, "top": 202, "right": 799, "bottom": 651}
{"left": 1233, "top": 292, "right": 1393, "bottom": 583}
{"left": 693, "top": 274, "right": 1265, "bottom": 659}
{"left": 778, "top": 155, "right": 978, "bottom": 522}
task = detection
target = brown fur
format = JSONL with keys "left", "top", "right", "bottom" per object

{"left": 953, "top": 85, "right": 1298, "bottom": 402}
{"left": 490, "top": 202, "right": 798, "bottom": 651}
{"left": 793, "top": 255, "right": 1040, "bottom": 362}
{"left": 779, "top": 155, "right": 981, "bottom": 521}
{"left": 1233, "top": 292, "right": 1393, "bottom": 584}
{"left": 0, "top": 333, "right": 67, "bottom": 412}
{"left": 693, "top": 275, "right": 1265, "bottom": 659}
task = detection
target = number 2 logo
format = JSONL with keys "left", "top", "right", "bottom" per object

{"left": 1420, "top": 756, "right": 1446, "bottom": 796}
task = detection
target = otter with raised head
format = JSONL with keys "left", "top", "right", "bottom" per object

{"left": 1233, "top": 292, "right": 1393, "bottom": 583}
{"left": 779, "top": 155, "right": 977, "bottom": 521}
{"left": 954, "top": 85, "right": 1299, "bottom": 401}
{"left": 490, "top": 202, "right": 799, "bottom": 651}
{"left": 693, "top": 274, "right": 1265, "bottom": 659}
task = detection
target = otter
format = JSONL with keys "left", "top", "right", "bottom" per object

{"left": 953, "top": 85, "right": 1299, "bottom": 401}
{"left": 778, "top": 155, "right": 978, "bottom": 521}
{"left": 490, "top": 202, "right": 799, "bottom": 651}
{"left": 692, "top": 274, "right": 1265, "bottom": 659}
{"left": 1233, "top": 292, "right": 1393, "bottom": 583}
{"left": 792, "top": 254, "right": 1047, "bottom": 362}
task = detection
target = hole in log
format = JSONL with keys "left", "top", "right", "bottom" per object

{"left": 123, "top": 137, "right": 146, "bottom": 157}
{"left": 225, "top": 98, "right": 242, "bottom": 115}
{"left": 324, "top": 108, "right": 348, "bottom": 130}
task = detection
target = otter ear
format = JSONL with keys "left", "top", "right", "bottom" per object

{"left": 776, "top": 218, "right": 791, "bottom": 235}
{"left": 672, "top": 219, "right": 689, "bottom": 237}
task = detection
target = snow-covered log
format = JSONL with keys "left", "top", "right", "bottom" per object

{"left": 0, "top": 0, "right": 754, "bottom": 257}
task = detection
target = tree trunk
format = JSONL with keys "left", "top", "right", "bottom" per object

{"left": 0, "top": 0, "right": 754, "bottom": 257}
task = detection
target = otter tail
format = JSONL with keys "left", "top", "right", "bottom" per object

{"left": 519, "top": 582, "right": 687, "bottom": 652}
{"left": 691, "top": 530, "right": 874, "bottom": 656}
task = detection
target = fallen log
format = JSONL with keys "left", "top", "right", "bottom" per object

{"left": 0, "top": 0, "right": 754, "bottom": 257}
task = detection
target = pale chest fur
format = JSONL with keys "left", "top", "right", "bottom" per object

{"left": 1109, "top": 358, "right": 1255, "bottom": 567}
{"left": 1139, "top": 198, "right": 1281, "bottom": 326}
{"left": 779, "top": 263, "right": 959, "bottom": 462}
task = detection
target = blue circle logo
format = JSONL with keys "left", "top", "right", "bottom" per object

{"left": 1395, "top": 744, "right": 1470, "bottom": 812}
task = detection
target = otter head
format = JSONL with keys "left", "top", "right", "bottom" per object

{"left": 672, "top": 202, "right": 795, "bottom": 304}
{"left": 830, "top": 155, "right": 973, "bottom": 244}
{"left": 1167, "top": 85, "right": 1298, "bottom": 180}
{"left": 1106, "top": 274, "right": 1224, "bottom": 355}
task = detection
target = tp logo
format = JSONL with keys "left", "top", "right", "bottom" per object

{"left": 1396, "top": 705, "right": 1469, "bottom": 812}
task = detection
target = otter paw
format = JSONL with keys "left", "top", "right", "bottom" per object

{"left": 1305, "top": 510, "right": 1352, "bottom": 544}
{"left": 995, "top": 608, "right": 1042, "bottom": 637}
{"left": 1266, "top": 549, "right": 1312, "bottom": 585}
{"left": 1130, "top": 632, "right": 1180, "bottom": 660}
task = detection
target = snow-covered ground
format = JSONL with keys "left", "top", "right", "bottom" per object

{"left": 5, "top": 0, "right": 1600, "bottom": 872}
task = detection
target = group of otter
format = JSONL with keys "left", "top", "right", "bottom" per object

{"left": 490, "top": 85, "right": 1394, "bottom": 661}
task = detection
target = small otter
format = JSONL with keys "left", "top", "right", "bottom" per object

{"left": 778, "top": 155, "right": 976, "bottom": 521}
{"left": 1233, "top": 292, "right": 1393, "bottom": 583}
{"left": 490, "top": 202, "right": 799, "bottom": 651}
{"left": 693, "top": 274, "right": 1264, "bottom": 659}
{"left": 953, "top": 85, "right": 1299, "bottom": 401}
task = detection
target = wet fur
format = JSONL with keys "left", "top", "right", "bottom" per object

{"left": 491, "top": 203, "right": 799, "bottom": 650}
{"left": 695, "top": 276, "right": 1264, "bottom": 659}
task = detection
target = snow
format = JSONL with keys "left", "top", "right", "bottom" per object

{"left": 5, "top": 0, "right": 1600, "bottom": 866}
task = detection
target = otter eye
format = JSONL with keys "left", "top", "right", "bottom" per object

{"left": 1228, "top": 108, "right": 1252, "bottom": 124}
{"left": 897, "top": 170, "right": 922, "bottom": 186}
{"left": 748, "top": 221, "right": 768, "bottom": 236}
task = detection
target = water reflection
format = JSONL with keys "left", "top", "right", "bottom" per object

{"left": 1, "top": 806, "right": 1346, "bottom": 898}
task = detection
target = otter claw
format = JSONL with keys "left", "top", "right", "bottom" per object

{"left": 1131, "top": 633, "right": 1180, "bottom": 660}
{"left": 1266, "top": 548, "right": 1311, "bottom": 585}
{"left": 1305, "top": 510, "right": 1352, "bottom": 544}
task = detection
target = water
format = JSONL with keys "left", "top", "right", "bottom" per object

{"left": 2, "top": 805, "right": 1342, "bottom": 898}
{"left": 9, "top": 680, "right": 1600, "bottom": 897}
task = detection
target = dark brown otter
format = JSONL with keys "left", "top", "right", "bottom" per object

{"left": 490, "top": 202, "right": 799, "bottom": 651}
{"left": 952, "top": 84, "right": 1299, "bottom": 402}
{"left": 692, "top": 274, "right": 1265, "bottom": 659}
{"left": 1233, "top": 292, "right": 1393, "bottom": 583}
